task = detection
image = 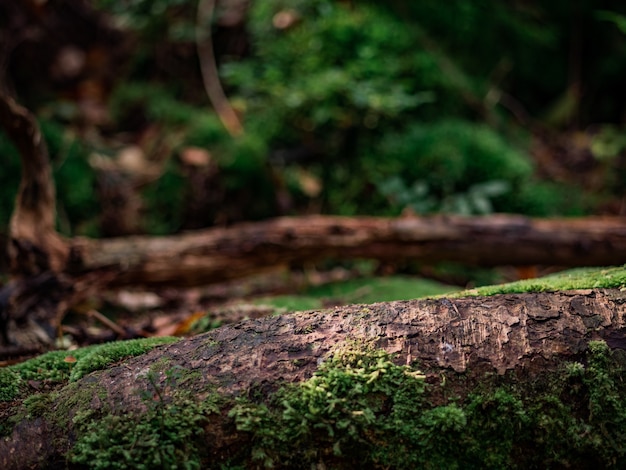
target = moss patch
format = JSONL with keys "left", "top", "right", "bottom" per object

{"left": 230, "top": 344, "right": 427, "bottom": 467}
{"left": 453, "top": 265, "right": 626, "bottom": 298}
{"left": 227, "top": 341, "right": 626, "bottom": 469}
{"left": 0, "top": 337, "right": 178, "bottom": 402}
{"left": 70, "top": 365, "right": 220, "bottom": 470}
{"left": 253, "top": 275, "right": 459, "bottom": 314}
{"left": 68, "top": 337, "right": 179, "bottom": 382}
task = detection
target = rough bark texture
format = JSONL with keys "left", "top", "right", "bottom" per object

{"left": 2, "top": 288, "right": 626, "bottom": 468}
{"left": 71, "top": 214, "right": 626, "bottom": 287}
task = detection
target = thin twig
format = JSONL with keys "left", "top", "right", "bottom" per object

{"left": 87, "top": 309, "right": 127, "bottom": 337}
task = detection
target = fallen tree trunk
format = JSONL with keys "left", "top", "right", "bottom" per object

{"left": 71, "top": 214, "right": 626, "bottom": 287}
{"left": 2, "top": 288, "right": 626, "bottom": 468}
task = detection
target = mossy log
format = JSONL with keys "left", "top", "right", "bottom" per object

{"left": 2, "top": 288, "right": 626, "bottom": 468}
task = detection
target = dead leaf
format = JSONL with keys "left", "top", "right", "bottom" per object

{"left": 179, "top": 147, "right": 213, "bottom": 167}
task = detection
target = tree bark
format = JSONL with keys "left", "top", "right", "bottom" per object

{"left": 2, "top": 288, "right": 626, "bottom": 468}
{"left": 70, "top": 214, "right": 626, "bottom": 287}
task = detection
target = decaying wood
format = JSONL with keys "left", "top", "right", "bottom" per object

{"left": 0, "top": 92, "right": 68, "bottom": 275}
{"left": 2, "top": 288, "right": 626, "bottom": 468}
{"left": 70, "top": 214, "right": 626, "bottom": 287}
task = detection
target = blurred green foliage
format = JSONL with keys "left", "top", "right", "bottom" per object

{"left": 219, "top": 0, "right": 624, "bottom": 217}
{"left": 109, "top": 82, "right": 202, "bottom": 128}
{"left": 3, "top": 0, "right": 626, "bottom": 238}
{"left": 141, "top": 160, "right": 186, "bottom": 234}
{"left": 223, "top": 0, "right": 433, "bottom": 133}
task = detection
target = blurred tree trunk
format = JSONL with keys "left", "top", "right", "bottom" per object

{"left": 2, "top": 288, "right": 626, "bottom": 468}
{"left": 0, "top": 91, "right": 72, "bottom": 351}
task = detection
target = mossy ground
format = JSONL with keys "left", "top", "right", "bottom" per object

{"left": 251, "top": 275, "right": 459, "bottom": 314}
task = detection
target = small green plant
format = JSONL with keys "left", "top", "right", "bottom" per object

{"left": 378, "top": 176, "right": 510, "bottom": 215}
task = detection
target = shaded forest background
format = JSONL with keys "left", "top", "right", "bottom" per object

{"left": 1, "top": 0, "right": 626, "bottom": 295}
{"left": 5, "top": 3, "right": 626, "bottom": 466}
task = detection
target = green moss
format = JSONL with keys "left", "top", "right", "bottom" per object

{"left": 50, "top": 381, "right": 108, "bottom": 433}
{"left": 71, "top": 402, "right": 206, "bottom": 469}
{"left": 230, "top": 344, "right": 429, "bottom": 467}
{"left": 69, "top": 337, "right": 179, "bottom": 382}
{"left": 0, "top": 368, "right": 21, "bottom": 402}
{"left": 253, "top": 275, "right": 459, "bottom": 313}
{"left": 70, "top": 365, "right": 220, "bottom": 470}
{"left": 22, "top": 393, "right": 55, "bottom": 419}
{"left": 227, "top": 341, "right": 626, "bottom": 469}
{"left": 452, "top": 265, "right": 626, "bottom": 298}
{"left": 0, "top": 337, "right": 179, "bottom": 402}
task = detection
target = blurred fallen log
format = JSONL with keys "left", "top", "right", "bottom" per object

{"left": 70, "top": 214, "right": 626, "bottom": 287}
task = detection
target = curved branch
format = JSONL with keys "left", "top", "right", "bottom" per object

{"left": 0, "top": 91, "right": 67, "bottom": 274}
{"left": 196, "top": 0, "right": 244, "bottom": 137}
